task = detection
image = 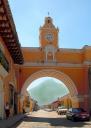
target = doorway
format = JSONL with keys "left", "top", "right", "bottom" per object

{"left": 0, "top": 77, "right": 4, "bottom": 119}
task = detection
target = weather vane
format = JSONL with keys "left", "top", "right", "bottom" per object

{"left": 48, "top": 12, "right": 50, "bottom": 16}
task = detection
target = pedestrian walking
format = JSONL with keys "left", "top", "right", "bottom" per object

{"left": 22, "top": 106, "right": 25, "bottom": 113}
{"left": 5, "top": 102, "right": 10, "bottom": 119}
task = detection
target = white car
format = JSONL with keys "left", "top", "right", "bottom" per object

{"left": 56, "top": 106, "right": 67, "bottom": 115}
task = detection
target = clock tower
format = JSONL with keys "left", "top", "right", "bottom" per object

{"left": 39, "top": 16, "right": 59, "bottom": 49}
{"left": 39, "top": 16, "right": 59, "bottom": 62}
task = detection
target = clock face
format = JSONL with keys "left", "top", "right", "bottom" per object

{"left": 45, "top": 33, "right": 53, "bottom": 41}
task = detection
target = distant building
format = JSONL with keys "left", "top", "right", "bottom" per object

{"left": 58, "top": 94, "right": 72, "bottom": 108}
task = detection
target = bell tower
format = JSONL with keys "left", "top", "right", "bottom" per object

{"left": 39, "top": 16, "right": 59, "bottom": 62}
{"left": 39, "top": 16, "right": 59, "bottom": 49}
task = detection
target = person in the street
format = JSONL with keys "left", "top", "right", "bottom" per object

{"left": 22, "top": 106, "right": 25, "bottom": 113}
{"left": 5, "top": 102, "right": 10, "bottom": 119}
{"left": 23, "top": 107, "right": 25, "bottom": 113}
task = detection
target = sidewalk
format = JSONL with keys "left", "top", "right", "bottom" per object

{"left": 0, "top": 114, "right": 26, "bottom": 128}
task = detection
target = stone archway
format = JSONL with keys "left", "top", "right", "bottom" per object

{"left": 21, "top": 69, "right": 79, "bottom": 108}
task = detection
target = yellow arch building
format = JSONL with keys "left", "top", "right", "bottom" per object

{"left": 0, "top": 0, "right": 91, "bottom": 119}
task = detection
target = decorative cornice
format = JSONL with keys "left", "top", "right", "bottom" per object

{"left": 0, "top": 0, "right": 24, "bottom": 64}
{"left": 23, "top": 62, "right": 83, "bottom": 68}
{"left": 58, "top": 48, "right": 83, "bottom": 53}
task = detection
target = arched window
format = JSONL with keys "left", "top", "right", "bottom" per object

{"left": 48, "top": 20, "right": 50, "bottom": 23}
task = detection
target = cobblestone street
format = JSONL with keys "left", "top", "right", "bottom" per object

{"left": 12, "top": 110, "right": 91, "bottom": 128}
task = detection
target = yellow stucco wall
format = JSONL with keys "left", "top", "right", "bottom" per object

{"left": 0, "top": 37, "right": 18, "bottom": 115}
{"left": 22, "top": 48, "right": 84, "bottom": 63}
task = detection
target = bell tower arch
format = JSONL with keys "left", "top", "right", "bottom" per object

{"left": 39, "top": 16, "right": 59, "bottom": 62}
{"left": 39, "top": 16, "right": 59, "bottom": 48}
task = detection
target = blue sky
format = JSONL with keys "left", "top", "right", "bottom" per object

{"left": 8, "top": 0, "right": 91, "bottom": 48}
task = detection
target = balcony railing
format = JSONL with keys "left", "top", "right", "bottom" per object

{"left": 0, "top": 49, "right": 9, "bottom": 72}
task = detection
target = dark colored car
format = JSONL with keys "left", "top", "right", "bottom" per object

{"left": 66, "top": 108, "right": 90, "bottom": 121}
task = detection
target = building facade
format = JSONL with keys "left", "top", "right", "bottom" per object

{"left": 0, "top": 0, "right": 91, "bottom": 119}
{"left": 21, "top": 16, "right": 91, "bottom": 112}
{"left": 0, "top": 0, "right": 24, "bottom": 119}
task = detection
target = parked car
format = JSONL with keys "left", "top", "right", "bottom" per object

{"left": 56, "top": 106, "right": 67, "bottom": 115}
{"left": 66, "top": 108, "right": 90, "bottom": 121}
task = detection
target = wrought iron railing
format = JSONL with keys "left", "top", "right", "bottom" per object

{"left": 0, "top": 49, "right": 9, "bottom": 72}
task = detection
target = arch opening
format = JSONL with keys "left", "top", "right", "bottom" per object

{"left": 21, "top": 69, "right": 78, "bottom": 97}
{"left": 27, "top": 77, "right": 70, "bottom": 106}
{"left": 20, "top": 69, "right": 79, "bottom": 112}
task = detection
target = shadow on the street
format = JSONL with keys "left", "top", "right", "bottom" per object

{"left": 14, "top": 115, "right": 91, "bottom": 127}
